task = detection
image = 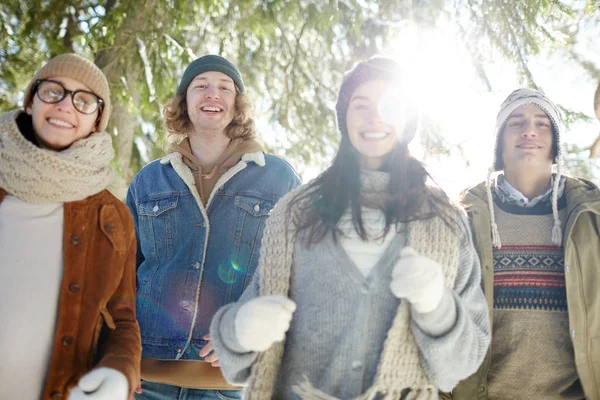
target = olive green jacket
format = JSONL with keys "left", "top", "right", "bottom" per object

{"left": 443, "top": 176, "right": 600, "bottom": 400}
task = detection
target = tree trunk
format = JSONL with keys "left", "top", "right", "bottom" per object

{"left": 595, "top": 79, "right": 600, "bottom": 121}
{"left": 108, "top": 99, "right": 139, "bottom": 198}
{"left": 591, "top": 81, "right": 600, "bottom": 159}
{"left": 94, "top": 49, "right": 141, "bottom": 199}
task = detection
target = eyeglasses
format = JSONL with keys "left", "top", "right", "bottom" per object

{"left": 33, "top": 79, "right": 104, "bottom": 115}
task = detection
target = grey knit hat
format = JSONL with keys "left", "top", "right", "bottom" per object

{"left": 176, "top": 54, "right": 245, "bottom": 95}
{"left": 493, "top": 88, "right": 562, "bottom": 171}
{"left": 336, "top": 57, "right": 417, "bottom": 143}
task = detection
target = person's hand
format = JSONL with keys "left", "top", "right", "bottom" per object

{"left": 128, "top": 380, "right": 142, "bottom": 400}
{"left": 199, "top": 334, "right": 220, "bottom": 367}
{"left": 390, "top": 247, "right": 445, "bottom": 314}
{"left": 235, "top": 295, "right": 296, "bottom": 352}
{"left": 69, "top": 368, "right": 128, "bottom": 400}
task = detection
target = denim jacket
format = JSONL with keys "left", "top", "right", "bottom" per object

{"left": 126, "top": 151, "right": 300, "bottom": 361}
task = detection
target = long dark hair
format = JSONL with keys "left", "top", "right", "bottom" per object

{"left": 287, "top": 134, "right": 459, "bottom": 245}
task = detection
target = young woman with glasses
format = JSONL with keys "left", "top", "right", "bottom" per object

{"left": 0, "top": 54, "right": 141, "bottom": 400}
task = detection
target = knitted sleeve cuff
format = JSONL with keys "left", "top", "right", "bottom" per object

{"left": 411, "top": 288, "right": 457, "bottom": 337}
{"left": 214, "top": 304, "right": 252, "bottom": 355}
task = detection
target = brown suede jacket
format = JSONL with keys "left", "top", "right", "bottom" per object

{"left": 0, "top": 188, "right": 141, "bottom": 400}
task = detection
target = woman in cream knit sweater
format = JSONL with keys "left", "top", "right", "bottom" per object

{"left": 0, "top": 54, "right": 140, "bottom": 400}
{"left": 210, "top": 57, "right": 491, "bottom": 400}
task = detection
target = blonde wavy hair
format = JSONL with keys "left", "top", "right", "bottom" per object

{"left": 163, "top": 91, "right": 256, "bottom": 143}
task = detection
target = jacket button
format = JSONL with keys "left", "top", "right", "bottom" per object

{"left": 479, "top": 385, "right": 486, "bottom": 392}
{"left": 70, "top": 235, "right": 81, "bottom": 245}
{"left": 104, "top": 224, "right": 114, "bottom": 232}
{"left": 254, "top": 203, "right": 260, "bottom": 212}
{"left": 62, "top": 336, "right": 74, "bottom": 346}
{"left": 50, "top": 392, "right": 63, "bottom": 399}
{"left": 68, "top": 283, "right": 80, "bottom": 293}
{"left": 190, "top": 262, "right": 200, "bottom": 269}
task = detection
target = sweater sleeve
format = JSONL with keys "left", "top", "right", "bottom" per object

{"left": 209, "top": 271, "right": 261, "bottom": 386}
{"left": 410, "top": 212, "right": 491, "bottom": 392}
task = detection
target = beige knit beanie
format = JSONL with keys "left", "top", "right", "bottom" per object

{"left": 23, "top": 53, "right": 111, "bottom": 132}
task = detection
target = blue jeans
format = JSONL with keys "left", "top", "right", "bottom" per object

{"left": 135, "top": 381, "right": 242, "bottom": 400}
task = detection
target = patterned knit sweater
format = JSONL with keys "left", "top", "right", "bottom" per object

{"left": 210, "top": 172, "right": 491, "bottom": 399}
{"left": 487, "top": 197, "right": 584, "bottom": 400}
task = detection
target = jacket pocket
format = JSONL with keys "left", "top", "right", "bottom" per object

{"left": 137, "top": 195, "right": 179, "bottom": 262}
{"left": 234, "top": 195, "right": 273, "bottom": 218}
{"left": 100, "top": 307, "right": 116, "bottom": 330}
{"left": 89, "top": 308, "right": 116, "bottom": 368}
{"left": 139, "top": 196, "right": 179, "bottom": 217}
{"left": 99, "top": 205, "right": 126, "bottom": 252}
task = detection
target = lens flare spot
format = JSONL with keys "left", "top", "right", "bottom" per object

{"left": 231, "top": 260, "right": 247, "bottom": 273}
{"left": 217, "top": 263, "right": 239, "bottom": 284}
{"left": 378, "top": 90, "right": 407, "bottom": 127}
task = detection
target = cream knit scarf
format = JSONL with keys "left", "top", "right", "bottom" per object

{"left": 0, "top": 110, "right": 114, "bottom": 204}
{"left": 245, "top": 170, "right": 461, "bottom": 400}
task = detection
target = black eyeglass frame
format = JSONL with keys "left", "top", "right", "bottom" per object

{"left": 32, "top": 79, "right": 104, "bottom": 116}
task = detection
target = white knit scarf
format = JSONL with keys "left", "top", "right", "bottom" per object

{"left": 244, "top": 170, "right": 461, "bottom": 400}
{"left": 0, "top": 110, "right": 114, "bottom": 204}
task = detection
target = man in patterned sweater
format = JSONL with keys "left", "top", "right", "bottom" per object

{"left": 450, "top": 89, "right": 600, "bottom": 400}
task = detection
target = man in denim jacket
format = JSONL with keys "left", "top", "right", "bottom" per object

{"left": 127, "top": 55, "right": 300, "bottom": 400}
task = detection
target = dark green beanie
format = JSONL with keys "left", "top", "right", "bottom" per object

{"left": 176, "top": 54, "right": 245, "bottom": 95}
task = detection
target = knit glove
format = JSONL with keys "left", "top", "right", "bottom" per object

{"left": 235, "top": 295, "right": 296, "bottom": 352}
{"left": 390, "top": 247, "right": 445, "bottom": 314}
{"left": 68, "top": 367, "right": 128, "bottom": 400}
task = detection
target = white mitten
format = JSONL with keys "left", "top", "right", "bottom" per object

{"left": 235, "top": 295, "right": 296, "bottom": 352}
{"left": 68, "top": 367, "right": 128, "bottom": 400}
{"left": 390, "top": 247, "right": 445, "bottom": 314}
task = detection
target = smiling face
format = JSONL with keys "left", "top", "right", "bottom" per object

{"left": 345, "top": 79, "right": 406, "bottom": 169}
{"left": 185, "top": 71, "right": 237, "bottom": 138}
{"left": 501, "top": 104, "right": 554, "bottom": 172}
{"left": 26, "top": 76, "right": 99, "bottom": 151}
